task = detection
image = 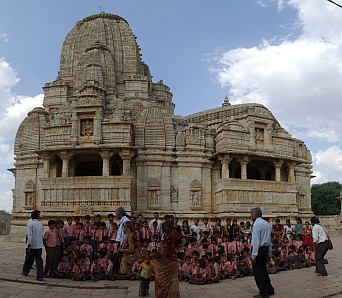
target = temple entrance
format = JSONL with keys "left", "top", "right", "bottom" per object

{"left": 74, "top": 154, "right": 103, "bottom": 176}
{"left": 110, "top": 154, "right": 123, "bottom": 176}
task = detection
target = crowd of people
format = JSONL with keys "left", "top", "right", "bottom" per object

{"left": 22, "top": 209, "right": 329, "bottom": 297}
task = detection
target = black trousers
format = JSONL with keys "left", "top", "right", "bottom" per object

{"left": 252, "top": 246, "right": 274, "bottom": 296}
{"left": 315, "top": 240, "right": 329, "bottom": 275}
{"left": 22, "top": 248, "right": 44, "bottom": 279}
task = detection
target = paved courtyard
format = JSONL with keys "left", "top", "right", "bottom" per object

{"left": 0, "top": 235, "right": 342, "bottom": 298}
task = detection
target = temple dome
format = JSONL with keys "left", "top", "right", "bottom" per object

{"left": 14, "top": 107, "right": 48, "bottom": 157}
{"left": 58, "top": 12, "right": 143, "bottom": 90}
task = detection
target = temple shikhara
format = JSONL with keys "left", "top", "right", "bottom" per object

{"left": 9, "top": 12, "right": 313, "bottom": 236}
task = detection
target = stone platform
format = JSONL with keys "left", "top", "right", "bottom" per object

{"left": 0, "top": 235, "right": 342, "bottom": 298}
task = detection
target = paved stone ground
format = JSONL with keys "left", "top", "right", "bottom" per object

{"left": 1, "top": 235, "right": 342, "bottom": 298}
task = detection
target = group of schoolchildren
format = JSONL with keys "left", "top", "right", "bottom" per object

{"left": 41, "top": 213, "right": 316, "bottom": 288}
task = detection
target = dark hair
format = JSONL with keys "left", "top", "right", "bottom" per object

{"left": 31, "top": 210, "right": 39, "bottom": 219}
{"left": 85, "top": 215, "right": 91, "bottom": 220}
{"left": 48, "top": 219, "right": 56, "bottom": 226}
{"left": 192, "top": 250, "right": 199, "bottom": 256}
{"left": 310, "top": 216, "right": 320, "bottom": 224}
{"left": 108, "top": 213, "right": 114, "bottom": 219}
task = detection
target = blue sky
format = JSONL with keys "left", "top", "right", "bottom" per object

{"left": 1, "top": 0, "right": 342, "bottom": 211}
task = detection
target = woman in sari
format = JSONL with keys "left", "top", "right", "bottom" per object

{"left": 152, "top": 217, "right": 186, "bottom": 298}
{"left": 116, "top": 220, "right": 137, "bottom": 279}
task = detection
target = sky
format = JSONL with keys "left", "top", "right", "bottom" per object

{"left": 1, "top": 0, "right": 342, "bottom": 212}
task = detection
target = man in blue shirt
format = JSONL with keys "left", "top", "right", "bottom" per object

{"left": 22, "top": 210, "right": 44, "bottom": 281}
{"left": 251, "top": 207, "right": 274, "bottom": 298}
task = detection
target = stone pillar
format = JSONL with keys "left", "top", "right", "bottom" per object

{"left": 120, "top": 149, "right": 133, "bottom": 176}
{"left": 41, "top": 155, "right": 50, "bottom": 178}
{"left": 288, "top": 162, "right": 296, "bottom": 183}
{"left": 219, "top": 155, "right": 232, "bottom": 179}
{"left": 240, "top": 157, "right": 249, "bottom": 180}
{"left": 70, "top": 113, "right": 78, "bottom": 145}
{"left": 100, "top": 150, "right": 113, "bottom": 176}
{"left": 274, "top": 160, "right": 283, "bottom": 182}
{"left": 59, "top": 151, "right": 72, "bottom": 178}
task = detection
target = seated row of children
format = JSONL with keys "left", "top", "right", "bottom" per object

{"left": 46, "top": 215, "right": 316, "bottom": 284}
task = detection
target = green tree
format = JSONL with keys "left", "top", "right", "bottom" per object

{"left": 311, "top": 181, "right": 342, "bottom": 215}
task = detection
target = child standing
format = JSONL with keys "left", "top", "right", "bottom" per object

{"left": 138, "top": 257, "right": 153, "bottom": 297}
{"left": 44, "top": 220, "right": 58, "bottom": 278}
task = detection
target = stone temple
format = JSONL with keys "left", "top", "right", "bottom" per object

{"left": 9, "top": 12, "right": 312, "bottom": 236}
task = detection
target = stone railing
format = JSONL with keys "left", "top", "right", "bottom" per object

{"left": 0, "top": 214, "right": 11, "bottom": 235}
{"left": 40, "top": 176, "right": 132, "bottom": 209}
{"left": 214, "top": 178, "right": 298, "bottom": 214}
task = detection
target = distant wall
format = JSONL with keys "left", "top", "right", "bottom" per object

{"left": 0, "top": 214, "right": 11, "bottom": 235}
{"left": 318, "top": 215, "right": 342, "bottom": 235}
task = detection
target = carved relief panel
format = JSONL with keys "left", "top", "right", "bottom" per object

{"left": 148, "top": 178, "right": 160, "bottom": 209}
{"left": 24, "top": 180, "right": 36, "bottom": 210}
{"left": 189, "top": 179, "right": 202, "bottom": 210}
{"left": 170, "top": 185, "right": 178, "bottom": 202}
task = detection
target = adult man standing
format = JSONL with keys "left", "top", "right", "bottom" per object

{"left": 251, "top": 207, "right": 274, "bottom": 298}
{"left": 115, "top": 207, "right": 129, "bottom": 246}
{"left": 22, "top": 210, "right": 44, "bottom": 281}
{"left": 311, "top": 216, "right": 329, "bottom": 276}
{"left": 149, "top": 212, "right": 163, "bottom": 230}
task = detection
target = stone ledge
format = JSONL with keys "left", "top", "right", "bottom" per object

{"left": 0, "top": 277, "right": 128, "bottom": 290}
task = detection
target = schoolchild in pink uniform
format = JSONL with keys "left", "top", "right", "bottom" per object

{"left": 63, "top": 217, "right": 75, "bottom": 248}
{"left": 44, "top": 220, "right": 58, "bottom": 277}
{"left": 141, "top": 220, "right": 152, "bottom": 241}
{"left": 147, "top": 234, "right": 160, "bottom": 252}
{"left": 90, "top": 255, "right": 105, "bottom": 281}
{"left": 55, "top": 219, "right": 65, "bottom": 261}
{"left": 55, "top": 254, "right": 72, "bottom": 279}
{"left": 72, "top": 257, "right": 86, "bottom": 281}
{"left": 189, "top": 259, "right": 208, "bottom": 285}
{"left": 179, "top": 256, "right": 193, "bottom": 282}
{"left": 74, "top": 222, "right": 85, "bottom": 243}
{"left": 206, "top": 258, "right": 219, "bottom": 283}
{"left": 150, "top": 221, "right": 161, "bottom": 240}
{"left": 83, "top": 215, "right": 93, "bottom": 237}
{"left": 223, "top": 254, "right": 239, "bottom": 279}
{"left": 80, "top": 236, "right": 93, "bottom": 258}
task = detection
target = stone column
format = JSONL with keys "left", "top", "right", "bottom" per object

{"left": 41, "top": 154, "right": 50, "bottom": 178}
{"left": 120, "top": 149, "right": 133, "bottom": 176}
{"left": 219, "top": 155, "right": 232, "bottom": 179}
{"left": 59, "top": 151, "right": 72, "bottom": 178}
{"left": 100, "top": 150, "right": 113, "bottom": 176}
{"left": 336, "top": 192, "right": 342, "bottom": 215}
{"left": 274, "top": 160, "right": 283, "bottom": 182}
{"left": 70, "top": 113, "right": 78, "bottom": 145}
{"left": 288, "top": 162, "right": 296, "bottom": 183}
{"left": 240, "top": 157, "right": 249, "bottom": 180}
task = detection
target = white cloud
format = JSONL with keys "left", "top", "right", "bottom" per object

{"left": 0, "top": 57, "right": 43, "bottom": 143}
{"left": 0, "top": 190, "right": 12, "bottom": 212}
{"left": 0, "top": 33, "right": 9, "bottom": 43}
{"left": 312, "top": 146, "right": 342, "bottom": 183}
{"left": 0, "top": 57, "right": 43, "bottom": 212}
{"left": 210, "top": 0, "right": 342, "bottom": 184}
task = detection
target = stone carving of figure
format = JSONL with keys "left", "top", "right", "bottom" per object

{"left": 170, "top": 185, "right": 178, "bottom": 202}
{"left": 150, "top": 190, "right": 159, "bottom": 205}
{"left": 190, "top": 128, "right": 200, "bottom": 144}
{"left": 255, "top": 128, "right": 264, "bottom": 145}
{"left": 81, "top": 119, "right": 94, "bottom": 136}
{"left": 25, "top": 193, "right": 35, "bottom": 206}
{"left": 191, "top": 191, "right": 201, "bottom": 207}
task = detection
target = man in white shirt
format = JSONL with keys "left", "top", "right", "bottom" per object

{"left": 251, "top": 207, "right": 274, "bottom": 298}
{"left": 149, "top": 212, "right": 163, "bottom": 230}
{"left": 115, "top": 207, "right": 129, "bottom": 246}
{"left": 22, "top": 210, "right": 44, "bottom": 281}
{"left": 311, "top": 216, "right": 329, "bottom": 276}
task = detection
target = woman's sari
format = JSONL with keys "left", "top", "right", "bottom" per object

{"left": 154, "top": 221, "right": 184, "bottom": 298}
